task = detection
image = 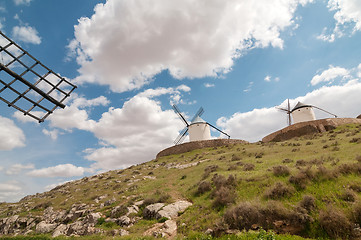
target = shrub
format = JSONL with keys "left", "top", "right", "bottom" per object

{"left": 289, "top": 173, "right": 308, "bottom": 190}
{"left": 272, "top": 165, "right": 290, "bottom": 177}
{"left": 243, "top": 163, "right": 255, "bottom": 171}
{"left": 212, "top": 174, "right": 227, "bottom": 189}
{"left": 352, "top": 201, "right": 361, "bottom": 225}
{"left": 196, "top": 181, "right": 212, "bottom": 195}
{"left": 315, "top": 166, "right": 338, "bottom": 181}
{"left": 255, "top": 152, "right": 264, "bottom": 158}
{"left": 226, "top": 174, "right": 237, "bottom": 187}
{"left": 264, "top": 182, "right": 294, "bottom": 200}
{"left": 356, "top": 155, "right": 361, "bottom": 163}
{"left": 212, "top": 186, "right": 236, "bottom": 208}
{"left": 295, "top": 159, "right": 306, "bottom": 167}
{"left": 231, "top": 154, "right": 242, "bottom": 161}
{"left": 339, "top": 189, "right": 356, "bottom": 202}
{"left": 349, "top": 184, "right": 361, "bottom": 193}
{"left": 282, "top": 158, "right": 293, "bottom": 163}
{"left": 203, "top": 165, "right": 219, "bottom": 179}
{"left": 338, "top": 163, "right": 355, "bottom": 175}
{"left": 227, "top": 164, "right": 238, "bottom": 171}
{"left": 319, "top": 206, "right": 352, "bottom": 239}
{"left": 298, "top": 195, "right": 316, "bottom": 213}
{"left": 223, "top": 202, "right": 261, "bottom": 230}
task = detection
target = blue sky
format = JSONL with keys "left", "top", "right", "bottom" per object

{"left": 1, "top": 0, "right": 361, "bottom": 202}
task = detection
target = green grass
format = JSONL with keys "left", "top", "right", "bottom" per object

{"left": 2, "top": 124, "right": 361, "bottom": 239}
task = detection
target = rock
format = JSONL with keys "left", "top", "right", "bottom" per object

{"left": 205, "top": 228, "right": 213, "bottom": 235}
{"left": 84, "top": 212, "right": 101, "bottom": 226}
{"left": 104, "top": 197, "right": 116, "bottom": 206}
{"left": 111, "top": 229, "right": 130, "bottom": 236}
{"left": 143, "top": 220, "right": 177, "bottom": 238}
{"left": 117, "top": 216, "right": 131, "bottom": 226}
{"left": 143, "top": 203, "right": 165, "bottom": 219}
{"left": 52, "top": 224, "right": 68, "bottom": 237}
{"left": 111, "top": 205, "right": 127, "bottom": 218}
{"left": 36, "top": 221, "right": 58, "bottom": 233}
{"left": 156, "top": 200, "right": 192, "bottom": 219}
{"left": 127, "top": 205, "right": 139, "bottom": 215}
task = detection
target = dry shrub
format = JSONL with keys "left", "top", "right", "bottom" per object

{"left": 339, "top": 189, "right": 356, "bottom": 202}
{"left": 337, "top": 163, "right": 361, "bottom": 175}
{"left": 282, "top": 158, "right": 293, "bottom": 163}
{"left": 227, "top": 164, "right": 238, "bottom": 171}
{"left": 295, "top": 159, "right": 306, "bottom": 167}
{"left": 224, "top": 201, "right": 312, "bottom": 234}
{"left": 223, "top": 202, "right": 261, "bottom": 230}
{"left": 212, "top": 186, "right": 236, "bottom": 208}
{"left": 231, "top": 154, "right": 242, "bottom": 161}
{"left": 350, "top": 137, "right": 361, "bottom": 143}
{"left": 196, "top": 181, "right": 212, "bottom": 195}
{"left": 319, "top": 206, "right": 352, "bottom": 239}
{"left": 272, "top": 165, "right": 290, "bottom": 177}
{"left": 289, "top": 168, "right": 314, "bottom": 190}
{"left": 315, "top": 166, "right": 338, "bottom": 181}
{"left": 298, "top": 195, "right": 316, "bottom": 213}
{"left": 226, "top": 174, "right": 237, "bottom": 187}
{"left": 349, "top": 184, "right": 361, "bottom": 193}
{"left": 212, "top": 174, "right": 227, "bottom": 189}
{"left": 264, "top": 182, "right": 294, "bottom": 200}
{"left": 243, "top": 163, "right": 255, "bottom": 171}
{"left": 352, "top": 201, "right": 361, "bottom": 225}
{"left": 203, "top": 165, "right": 219, "bottom": 179}
{"left": 255, "top": 152, "right": 264, "bottom": 158}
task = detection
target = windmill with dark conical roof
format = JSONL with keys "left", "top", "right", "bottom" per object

{"left": 172, "top": 104, "right": 230, "bottom": 145}
{"left": 277, "top": 99, "right": 337, "bottom": 126}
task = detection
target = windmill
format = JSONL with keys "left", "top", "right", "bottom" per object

{"left": 172, "top": 104, "right": 230, "bottom": 145}
{"left": 277, "top": 99, "right": 337, "bottom": 125}
{"left": 0, "top": 30, "right": 76, "bottom": 122}
{"left": 277, "top": 99, "right": 292, "bottom": 126}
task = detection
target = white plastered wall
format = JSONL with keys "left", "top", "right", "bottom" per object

{"left": 189, "top": 122, "right": 211, "bottom": 141}
{"left": 291, "top": 107, "right": 316, "bottom": 124}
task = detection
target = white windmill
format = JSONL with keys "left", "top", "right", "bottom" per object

{"left": 172, "top": 104, "right": 230, "bottom": 145}
{"left": 277, "top": 99, "right": 337, "bottom": 125}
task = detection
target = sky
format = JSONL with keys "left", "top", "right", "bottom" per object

{"left": 0, "top": 0, "right": 361, "bottom": 202}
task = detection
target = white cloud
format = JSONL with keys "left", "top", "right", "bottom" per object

{"left": 69, "top": 0, "right": 312, "bottom": 92}
{"left": 311, "top": 65, "right": 350, "bottom": 85}
{"left": 12, "top": 25, "right": 41, "bottom": 44}
{"left": 204, "top": 83, "right": 215, "bottom": 88}
{"left": 47, "top": 86, "right": 189, "bottom": 171}
{"left": 13, "top": 0, "right": 32, "bottom": 6}
{"left": 0, "top": 181, "right": 23, "bottom": 202}
{"left": 243, "top": 81, "right": 254, "bottom": 92}
{"left": 318, "top": 0, "right": 361, "bottom": 42}
{"left": 44, "top": 180, "right": 71, "bottom": 192}
{"left": 264, "top": 75, "right": 271, "bottom": 82}
{"left": 27, "top": 164, "right": 85, "bottom": 178}
{"left": 0, "top": 116, "right": 25, "bottom": 150}
{"left": 42, "top": 129, "right": 61, "bottom": 140}
{"left": 0, "top": 166, "right": 3, "bottom": 171}
{"left": 218, "top": 64, "right": 361, "bottom": 142}
{"left": 6, "top": 163, "right": 34, "bottom": 175}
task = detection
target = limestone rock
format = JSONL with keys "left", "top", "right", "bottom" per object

{"left": 52, "top": 224, "right": 68, "bottom": 237}
{"left": 36, "top": 221, "right": 57, "bottom": 233}
{"left": 143, "top": 203, "right": 165, "bottom": 219}
{"left": 156, "top": 200, "right": 192, "bottom": 219}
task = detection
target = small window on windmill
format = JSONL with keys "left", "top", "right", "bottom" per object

{"left": 0, "top": 31, "right": 76, "bottom": 122}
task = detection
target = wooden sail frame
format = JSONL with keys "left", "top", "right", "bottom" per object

{"left": 0, "top": 31, "right": 76, "bottom": 122}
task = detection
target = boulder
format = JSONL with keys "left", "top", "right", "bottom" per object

{"left": 52, "top": 224, "right": 68, "bottom": 237}
{"left": 84, "top": 212, "right": 101, "bottom": 226}
{"left": 156, "top": 200, "right": 192, "bottom": 219}
{"left": 143, "top": 203, "right": 165, "bottom": 219}
{"left": 35, "top": 221, "right": 58, "bottom": 233}
{"left": 143, "top": 220, "right": 177, "bottom": 238}
{"left": 117, "top": 216, "right": 131, "bottom": 226}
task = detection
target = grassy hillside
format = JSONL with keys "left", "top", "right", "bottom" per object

{"left": 2, "top": 123, "right": 361, "bottom": 239}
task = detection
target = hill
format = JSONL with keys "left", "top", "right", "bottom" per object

{"left": 1, "top": 123, "right": 361, "bottom": 239}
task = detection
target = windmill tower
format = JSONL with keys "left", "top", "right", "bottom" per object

{"left": 277, "top": 100, "right": 337, "bottom": 125}
{"left": 172, "top": 104, "right": 230, "bottom": 145}
{"left": 0, "top": 31, "right": 76, "bottom": 122}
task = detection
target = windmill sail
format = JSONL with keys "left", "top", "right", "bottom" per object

{"left": 0, "top": 30, "right": 76, "bottom": 122}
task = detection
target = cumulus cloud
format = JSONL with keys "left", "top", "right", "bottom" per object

{"left": 311, "top": 65, "right": 350, "bottom": 85}
{"left": 12, "top": 25, "right": 41, "bottom": 44}
{"left": 6, "top": 163, "right": 34, "bottom": 175}
{"left": 0, "top": 116, "right": 25, "bottom": 150}
{"left": 27, "top": 164, "right": 86, "bottom": 178}
{"left": 69, "top": 0, "right": 312, "bottom": 92}
{"left": 0, "top": 181, "right": 23, "bottom": 202}
{"left": 47, "top": 85, "right": 190, "bottom": 170}
{"left": 204, "top": 83, "right": 215, "bottom": 88}
{"left": 218, "top": 64, "right": 361, "bottom": 142}
{"left": 318, "top": 0, "right": 361, "bottom": 42}
{"left": 13, "top": 0, "right": 32, "bottom": 6}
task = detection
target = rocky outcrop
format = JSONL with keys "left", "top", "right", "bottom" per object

{"left": 143, "top": 220, "right": 177, "bottom": 238}
{"left": 262, "top": 118, "right": 361, "bottom": 142}
{"left": 156, "top": 139, "right": 247, "bottom": 158}
{"left": 156, "top": 200, "right": 193, "bottom": 219}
